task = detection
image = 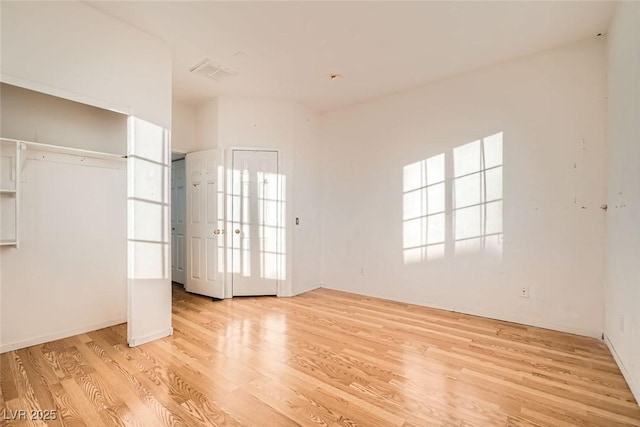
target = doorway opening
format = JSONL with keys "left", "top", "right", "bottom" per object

{"left": 171, "top": 151, "right": 186, "bottom": 287}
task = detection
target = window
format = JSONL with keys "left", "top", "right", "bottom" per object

{"left": 403, "top": 132, "right": 503, "bottom": 264}
{"left": 453, "top": 133, "right": 503, "bottom": 254}
{"left": 403, "top": 153, "right": 446, "bottom": 263}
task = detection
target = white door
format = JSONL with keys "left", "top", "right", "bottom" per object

{"left": 171, "top": 158, "right": 186, "bottom": 285}
{"left": 186, "top": 149, "right": 224, "bottom": 298}
{"left": 231, "top": 150, "right": 282, "bottom": 296}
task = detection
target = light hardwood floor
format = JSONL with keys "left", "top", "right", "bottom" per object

{"left": 1, "top": 284, "right": 639, "bottom": 426}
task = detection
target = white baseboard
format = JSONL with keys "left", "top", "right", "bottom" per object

{"left": 291, "top": 282, "right": 322, "bottom": 297}
{"left": 321, "top": 285, "right": 602, "bottom": 338}
{"left": 128, "top": 327, "right": 173, "bottom": 347}
{"left": 451, "top": 305, "right": 602, "bottom": 339}
{"left": 0, "top": 317, "right": 126, "bottom": 353}
{"left": 605, "top": 334, "right": 640, "bottom": 405}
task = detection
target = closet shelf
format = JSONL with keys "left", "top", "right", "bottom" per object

{"left": 0, "top": 139, "right": 20, "bottom": 248}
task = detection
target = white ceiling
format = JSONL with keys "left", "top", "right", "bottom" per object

{"left": 92, "top": 1, "right": 615, "bottom": 112}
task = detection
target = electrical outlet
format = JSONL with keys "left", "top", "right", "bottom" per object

{"left": 520, "top": 286, "right": 530, "bottom": 298}
{"left": 360, "top": 268, "right": 365, "bottom": 275}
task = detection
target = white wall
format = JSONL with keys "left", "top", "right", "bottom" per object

{"left": 1, "top": 83, "right": 127, "bottom": 154}
{"left": 195, "top": 96, "right": 323, "bottom": 296}
{"left": 172, "top": 100, "right": 197, "bottom": 154}
{"left": 1, "top": 1, "right": 173, "bottom": 348}
{"left": 1, "top": 2, "right": 171, "bottom": 129}
{"left": 195, "top": 98, "right": 219, "bottom": 151}
{"left": 292, "top": 105, "right": 323, "bottom": 295}
{"left": 320, "top": 38, "right": 607, "bottom": 338}
{"left": 604, "top": 1, "right": 640, "bottom": 402}
{"left": 0, "top": 152, "right": 126, "bottom": 352}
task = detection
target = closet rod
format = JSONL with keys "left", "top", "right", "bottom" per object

{"left": 0, "top": 137, "right": 127, "bottom": 161}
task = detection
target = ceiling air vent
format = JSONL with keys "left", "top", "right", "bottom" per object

{"left": 189, "top": 58, "right": 238, "bottom": 82}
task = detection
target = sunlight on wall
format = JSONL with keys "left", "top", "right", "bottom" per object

{"left": 229, "top": 166, "right": 249, "bottom": 276}
{"left": 229, "top": 167, "right": 287, "bottom": 281}
{"left": 453, "top": 132, "right": 503, "bottom": 255}
{"left": 258, "top": 172, "right": 287, "bottom": 280}
{"left": 403, "top": 132, "right": 503, "bottom": 264}
{"left": 128, "top": 117, "right": 170, "bottom": 279}
{"left": 403, "top": 153, "right": 446, "bottom": 263}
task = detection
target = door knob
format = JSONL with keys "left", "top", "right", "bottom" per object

{"left": 213, "top": 229, "right": 221, "bottom": 235}
{"left": 234, "top": 229, "right": 241, "bottom": 234}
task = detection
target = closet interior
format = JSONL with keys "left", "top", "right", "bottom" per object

{"left": 0, "top": 83, "right": 129, "bottom": 352}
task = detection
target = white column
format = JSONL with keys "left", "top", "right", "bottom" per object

{"left": 127, "top": 117, "right": 172, "bottom": 346}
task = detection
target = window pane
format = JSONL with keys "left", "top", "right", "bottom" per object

{"left": 132, "top": 157, "right": 167, "bottom": 204}
{"left": 454, "top": 140, "right": 481, "bottom": 177}
{"left": 403, "top": 161, "right": 424, "bottom": 192}
{"left": 261, "top": 225, "right": 278, "bottom": 253}
{"left": 485, "top": 166, "right": 502, "bottom": 201}
{"left": 130, "top": 240, "right": 168, "bottom": 280}
{"left": 426, "top": 213, "right": 445, "bottom": 244}
{"left": 130, "top": 118, "right": 167, "bottom": 164}
{"left": 456, "top": 237, "right": 482, "bottom": 254}
{"left": 131, "top": 200, "right": 167, "bottom": 242}
{"left": 242, "top": 246, "right": 251, "bottom": 276}
{"left": 454, "top": 172, "right": 481, "bottom": 208}
{"left": 230, "top": 248, "right": 240, "bottom": 273}
{"left": 484, "top": 132, "right": 503, "bottom": 169}
{"left": 260, "top": 172, "right": 280, "bottom": 201}
{"left": 455, "top": 205, "right": 482, "bottom": 240}
{"left": 260, "top": 200, "right": 281, "bottom": 227}
{"left": 403, "top": 217, "right": 425, "bottom": 248}
{"left": 426, "top": 153, "right": 445, "bottom": 184}
{"left": 486, "top": 200, "right": 503, "bottom": 234}
{"left": 426, "top": 243, "right": 445, "bottom": 260}
{"left": 403, "top": 188, "right": 424, "bottom": 220}
{"left": 404, "top": 247, "right": 424, "bottom": 264}
{"left": 427, "top": 183, "right": 445, "bottom": 214}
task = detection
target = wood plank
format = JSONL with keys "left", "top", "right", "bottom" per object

{"left": 0, "top": 284, "right": 637, "bottom": 426}
{"left": 14, "top": 348, "right": 62, "bottom": 427}
{"left": 1, "top": 352, "right": 19, "bottom": 402}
